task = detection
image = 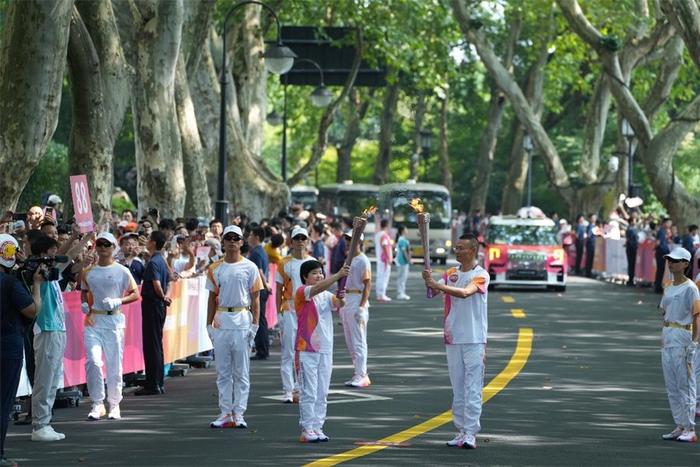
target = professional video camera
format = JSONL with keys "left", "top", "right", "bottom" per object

{"left": 17, "top": 255, "right": 69, "bottom": 283}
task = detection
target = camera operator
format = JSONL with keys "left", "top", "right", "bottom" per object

{"left": 27, "top": 235, "right": 71, "bottom": 442}
{"left": 1, "top": 234, "right": 43, "bottom": 465}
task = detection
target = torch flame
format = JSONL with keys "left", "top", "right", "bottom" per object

{"left": 362, "top": 206, "right": 377, "bottom": 217}
{"left": 408, "top": 198, "right": 425, "bottom": 213}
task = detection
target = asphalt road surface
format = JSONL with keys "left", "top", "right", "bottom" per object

{"left": 6, "top": 270, "right": 699, "bottom": 466}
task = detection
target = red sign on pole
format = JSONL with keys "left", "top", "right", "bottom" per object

{"left": 70, "top": 175, "right": 94, "bottom": 233}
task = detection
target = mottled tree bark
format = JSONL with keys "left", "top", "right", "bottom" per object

{"left": 0, "top": 0, "right": 73, "bottom": 212}
{"left": 67, "top": 1, "right": 130, "bottom": 220}
{"left": 372, "top": 81, "right": 400, "bottom": 185}
{"left": 437, "top": 88, "right": 452, "bottom": 191}
{"left": 129, "top": 0, "right": 186, "bottom": 219}
{"left": 409, "top": 91, "right": 426, "bottom": 181}
{"left": 336, "top": 89, "right": 370, "bottom": 183}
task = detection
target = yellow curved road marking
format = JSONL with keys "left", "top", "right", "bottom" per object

{"left": 305, "top": 327, "right": 534, "bottom": 466}
{"left": 511, "top": 308, "right": 526, "bottom": 318}
{"left": 501, "top": 295, "right": 515, "bottom": 303}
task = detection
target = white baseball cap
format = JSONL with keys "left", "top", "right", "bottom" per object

{"left": 343, "top": 229, "right": 364, "bottom": 241}
{"left": 290, "top": 226, "right": 309, "bottom": 239}
{"left": 0, "top": 234, "right": 19, "bottom": 268}
{"left": 223, "top": 225, "right": 243, "bottom": 238}
{"left": 96, "top": 232, "right": 118, "bottom": 247}
{"left": 664, "top": 247, "right": 691, "bottom": 262}
{"left": 47, "top": 194, "right": 62, "bottom": 205}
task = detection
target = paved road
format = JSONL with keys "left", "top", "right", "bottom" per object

{"left": 6, "top": 271, "right": 699, "bottom": 466}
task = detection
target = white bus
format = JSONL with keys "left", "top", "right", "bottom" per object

{"left": 378, "top": 182, "right": 452, "bottom": 265}
{"left": 317, "top": 181, "right": 379, "bottom": 253}
{"left": 290, "top": 185, "right": 318, "bottom": 209}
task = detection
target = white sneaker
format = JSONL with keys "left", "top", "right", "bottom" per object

{"left": 344, "top": 378, "right": 355, "bottom": 387}
{"left": 446, "top": 432, "right": 465, "bottom": 447}
{"left": 46, "top": 426, "right": 65, "bottom": 440}
{"left": 108, "top": 405, "right": 121, "bottom": 420}
{"left": 662, "top": 426, "right": 684, "bottom": 440}
{"left": 315, "top": 429, "right": 329, "bottom": 442}
{"left": 676, "top": 430, "right": 698, "bottom": 443}
{"left": 234, "top": 414, "right": 247, "bottom": 429}
{"left": 350, "top": 375, "right": 371, "bottom": 388}
{"left": 397, "top": 294, "right": 411, "bottom": 300}
{"left": 87, "top": 404, "right": 106, "bottom": 421}
{"left": 209, "top": 413, "right": 234, "bottom": 428}
{"left": 282, "top": 392, "right": 293, "bottom": 403}
{"left": 462, "top": 433, "right": 477, "bottom": 449}
{"left": 31, "top": 426, "right": 62, "bottom": 442}
{"left": 299, "top": 429, "right": 319, "bottom": 443}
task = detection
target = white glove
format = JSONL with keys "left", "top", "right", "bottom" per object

{"left": 687, "top": 341, "right": 698, "bottom": 364}
{"left": 248, "top": 324, "right": 259, "bottom": 347}
{"left": 81, "top": 302, "right": 90, "bottom": 315}
{"left": 102, "top": 297, "right": 122, "bottom": 311}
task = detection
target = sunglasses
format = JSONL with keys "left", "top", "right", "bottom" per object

{"left": 96, "top": 240, "right": 113, "bottom": 248}
{"left": 666, "top": 257, "right": 687, "bottom": 264}
{"left": 293, "top": 236, "right": 308, "bottom": 241}
{"left": 223, "top": 235, "right": 242, "bottom": 242}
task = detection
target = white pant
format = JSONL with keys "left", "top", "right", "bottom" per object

{"left": 84, "top": 325, "right": 124, "bottom": 408}
{"left": 396, "top": 264, "right": 409, "bottom": 297}
{"left": 695, "top": 347, "right": 700, "bottom": 406}
{"left": 280, "top": 311, "right": 299, "bottom": 393}
{"left": 298, "top": 351, "right": 332, "bottom": 430}
{"left": 32, "top": 332, "right": 66, "bottom": 430}
{"left": 341, "top": 295, "right": 369, "bottom": 378}
{"left": 212, "top": 328, "right": 250, "bottom": 415}
{"left": 375, "top": 261, "right": 391, "bottom": 298}
{"left": 662, "top": 346, "right": 696, "bottom": 429}
{"left": 446, "top": 343, "right": 485, "bottom": 434}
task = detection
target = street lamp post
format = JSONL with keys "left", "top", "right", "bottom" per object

{"left": 279, "top": 58, "right": 332, "bottom": 183}
{"left": 523, "top": 134, "right": 534, "bottom": 207}
{"left": 217, "top": 1, "right": 296, "bottom": 222}
{"left": 621, "top": 118, "right": 635, "bottom": 197}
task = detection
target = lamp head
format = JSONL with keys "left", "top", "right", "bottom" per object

{"left": 621, "top": 118, "right": 634, "bottom": 139}
{"left": 310, "top": 85, "right": 333, "bottom": 107}
{"left": 264, "top": 43, "right": 296, "bottom": 75}
{"left": 523, "top": 134, "right": 534, "bottom": 152}
{"left": 419, "top": 128, "right": 432, "bottom": 152}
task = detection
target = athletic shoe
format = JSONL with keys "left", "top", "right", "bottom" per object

{"left": 396, "top": 294, "right": 411, "bottom": 300}
{"left": 376, "top": 296, "right": 392, "bottom": 302}
{"left": 344, "top": 378, "right": 356, "bottom": 387}
{"left": 299, "top": 429, "right": 320, "bottom": 443}
{"left": 282, "top": 392, "right": 294, "bottom": 403}
{"left": 47, "top": 426, "right": 65, "bottom": 440}
{"left": 108, "top": 406, "right": 121, "bottom": 420}
{"left": 87, "top": 404, "right": 106, "bottom": 421}
{"left": 31, "top": 426, "right": 63, "bottom": 442}
{"left": 350, "top": 376, "right": 371, "bottom": 388}
{"left": 676, "top": 430, "right": 698, "bottom": 443}
{"left": 662, "top": 427, "right": 684, "bottom": 440}
{"left": 462, "top": 433, "right": 477, "bottom": 449}
{"left": 446, "top": 432, "right": 466, "bottom": 447}
{"left": 315, "top": 429, "right": 330, "bottom": 442}
{"left": 234, "top": 414, "right": 247, "bottom": 429}
{"left": 210, "top": 413, "right": 235, "bottom": 428}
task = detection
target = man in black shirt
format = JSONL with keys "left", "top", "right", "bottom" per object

{"left": 625, "top": 217, "right": 639, "bottom": 286}
{"left": 136, "top": 231, "right": 170, "bottom": 396}
{"left": 248, "top": 227, "right": 271, "bottom": 360}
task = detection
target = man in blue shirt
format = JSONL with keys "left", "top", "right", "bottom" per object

{"left": 574, "top": 215, "right": 585, "bottom": 275}
{"left": 119, "top": 234, "right": 145, "bottom": 285}
{"left": 1, "top": 234, "right": 41, "bottom": 465}
{"left": 136, "top": 230, "right": 170, "bottom": 396}
{"left": 248, "top": 227, "right": 271, "bottom": 360}
{"left": 681, "top": 225, "right": 698, "bottom": 278}
{"left": 654, "top": 218, "right": 672, "bottom": 293}
{"left": 584, "top": 214, "right": 597, "bottom": 278}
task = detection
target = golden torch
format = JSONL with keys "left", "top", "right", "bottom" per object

{"left": 409, "top": 198, "right": 434, "bottom": 298}
{"left": 337, "top": 205, "right": 377, "bottom": 297}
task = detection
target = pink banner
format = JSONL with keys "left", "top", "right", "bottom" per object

{"left": 266, "top": 263, "right": 278, "bottom": 329}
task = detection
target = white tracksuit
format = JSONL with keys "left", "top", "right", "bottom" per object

{"left": 211, "top": 328, "right": 250, "bottom": 415}
{"left": 446, "top": 343, "right": 486, "bottom": 434}
{"left": 299, "top": 352, "right": 332, "bottom": 431}
{"left": 396, "top": 264, "right": 409, "bottom": 297}
{"left": 375, "top": 232, "right": 392, "bottom": 299}
{"left": 659, "top": 280, "right": 699, "bottom": 430}
{"left": 341, "top": 294, "right": 369, "bottom": 379}
{"left": 85, "top": 325, "right": 124, "bottom": 408}
{"left": 280, "top": 310, "right": 298, "bottom": 393}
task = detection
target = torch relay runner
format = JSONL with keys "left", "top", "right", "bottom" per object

{"left": 422, "top": 233, "right": 489, "bottom": 450}
{"left": 205, "top": 225, "right": 262, "bottom": 429}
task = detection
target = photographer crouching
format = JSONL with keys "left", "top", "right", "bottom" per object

{"left": 1, "top": 234, "right": 42, "bottom": 467}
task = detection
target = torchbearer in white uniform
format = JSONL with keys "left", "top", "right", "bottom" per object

{"left": 340, "top": 231, "right": 372, "bottom": 388}
{"left": 81, "top": 232, "right": 140, "bottom": 421}
{"left": 276, "top": 226, "right": 314, "bottom": 403}
{"left": 658, "top": 247, "right": 699, "bottom": 443}
{"left": 206, "top": 225, "right": 262, "bottom": 429}
{"left": 375, "top": 219, "right": 393, "bottom": 302}
{"left": 295, "top": 260, "right": 349, "bottom": 443}
{"left": 422, "top": 233, "right": 489, "bottom": 450}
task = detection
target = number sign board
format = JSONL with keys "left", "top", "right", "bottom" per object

{"left": 70, "top": 175, "right": 94, "bottom": 233}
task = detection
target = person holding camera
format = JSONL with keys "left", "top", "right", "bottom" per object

{"left": 1, "top": 234, "right": 42, "bottom": 466}
{"left": 81, "top": 232, "right": 139, "bottom": 421}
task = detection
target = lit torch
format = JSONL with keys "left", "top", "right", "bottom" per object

{"left": 337, "top": 205, "right": 377, "bottom": 298}
{"left": 409, "top": 198, "right": 434, "bottom": 298}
